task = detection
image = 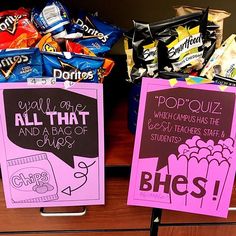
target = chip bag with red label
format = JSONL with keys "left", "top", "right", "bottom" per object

{"left": 0, "top": 8, "right": 41, "bottom": 49}
{"left": 66, "top": 40, "right": 96, "bottom": 56}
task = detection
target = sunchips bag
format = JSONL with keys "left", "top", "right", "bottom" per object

{"left": 174, "top": 5, "right": 231, "bottom": 48}
{"left": 0, "top": 48, "right": 42, "bottom": 82}
{"left": 42, "top": 51, "right": 114, "bottom": 82}
{"left": 0, "top": 8, "right": 41, "bottom": 49}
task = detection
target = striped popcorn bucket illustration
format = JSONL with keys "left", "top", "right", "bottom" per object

{"left": 168, "top": 136, "right": 233, "bottom": 212}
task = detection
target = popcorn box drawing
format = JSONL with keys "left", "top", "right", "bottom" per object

{"left": 128, "top": 78, "right": 236, "bottom": 218}
{"left": 0, "top": 82, "right": 104, "bottom": 208}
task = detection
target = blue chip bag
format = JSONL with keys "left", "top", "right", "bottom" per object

{"left": 42, "top": 51, "right": 109, "bottom": 82}
{"left": 69, "top": 12, "right": 123, "bottom": 55}
{"left": 0, "top": 48, "right": 42, "bottom": 82}
{"left": 31, "top": 0, "right": 70, "bottom": 39}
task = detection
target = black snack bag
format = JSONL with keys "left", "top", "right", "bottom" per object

{"left": 152, "top": 10, "right": 209, "bottom": 73}
{"left": 124, "top": 22, "right": 159, "bottom": 83}
{"left": 124, "top": 8, "right": 217, "bottom": 83}
{"left": 202, "top": 21, "right": 218, "bottom": 67}
{"left": 158, "top": 71, "right": 190, "bottom": 80}
{"left": 213, "top": 74, "right": 236, "bottom": 86}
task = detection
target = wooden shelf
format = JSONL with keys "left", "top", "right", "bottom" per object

{"left": 161, "top": 183, "right": 236, "bottom": 224}
{"left": 105, "top": 98, "right": 134, "bottom": 167}
{"left": 0, "top": 170, "right": 151, "bottom": 233}
{"left": 103, "top": 55, "right": 134, "bottom": 167}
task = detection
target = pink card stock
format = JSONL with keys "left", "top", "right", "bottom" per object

{"left": 128, "top": 78, "right": 236, "bottom": 218}
{"left": 0, "top": 82, "right": 104, "bottom": 208}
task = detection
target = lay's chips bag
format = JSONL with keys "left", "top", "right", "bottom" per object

{"left": 42, "top": 51, "right": 114, "bottom": 82}
{"left": 0, "top": 48, "right": 42, "bottom": 82}
{"left": 0, "top": 8, "right": 41, "bottom": 49}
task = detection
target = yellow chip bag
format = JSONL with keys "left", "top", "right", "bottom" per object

{"left": 36, "top": 33, "right": 61, "bottom": 52}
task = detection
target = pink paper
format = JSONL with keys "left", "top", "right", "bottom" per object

{"left": 0, "top": 82, "right": 104, "bottom": 208}
{"left": 128, "top": 78, "right": 236, "bottom": 218}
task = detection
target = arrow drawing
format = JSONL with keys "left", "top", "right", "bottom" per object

{"left": 62, "top": 160, "right": 96, "bottom": 196}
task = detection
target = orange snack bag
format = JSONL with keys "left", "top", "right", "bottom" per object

{"left": 66, "top": 40, "right": 96, "bottom": 56}
{"left": 36, "top": 33, "right": 61, "bottom": 52}
{"left": 0, "top": 8, "right": 41, "bottom": 49}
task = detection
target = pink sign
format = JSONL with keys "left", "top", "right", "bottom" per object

{"left": 0, "top": 82, "right": 104, "bottom": 208}
{"left": 128, "top": 78, "right": 236, "bottom": 218}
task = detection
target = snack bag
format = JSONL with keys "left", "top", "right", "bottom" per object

{"left": 212, "top": 75, "right": 236, "bottom": 87}
{"left": 201, "top": 34, "right": 236, "bottom": 80}
{"left": 174, "top": 6, "right": 231, "bottom": 48}
{"left": 66, "top": 40, "right": 96, "bottom": 56}
{"left": 8, "top": 34, "right": 28, "bottom": 49}
{"left": 36, "top": 33, "right": 61, "bottom": 52}
{"left": 42, "top": 51, "right": 114, "bottom": 82}
{"left": 125, "top": 9, "right": 216, "bottom": 82}
{"left": 124, "top": 37, "right": 135, "bottom": 82}
{"left": 31, "top": 0, "right": 70, "bottom": 39}
{"left": 0, "top": 8, "right": 41, "bottom": 49}
{"left": 0, "top": 48, "right": 42, "bottom": 82}
{"left": 99, "top": 57, "right": 114, "bottom": 82}
{"left": 124, "top": 27, "right": 158, "bottom": 83}
{"left": 69, "top": 12, "right": 123, "bottom": 55}
{"left": 150, "top": 10, "right": 211, "bottom": 73}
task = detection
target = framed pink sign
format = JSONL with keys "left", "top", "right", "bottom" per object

{"left": 128, "top": 78, "right": 236, "bottom": 218}
{"left": 0, "top": 82, "right": 104, "bottom": 208}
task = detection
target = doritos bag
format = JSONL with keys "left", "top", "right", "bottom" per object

{"left": 0, "top": 8, "right": 41, "bottom": 49}
{"left": 69, "top": 12, "right": 123, "bottom": 55}
{"left": 0, "top": 48, "right": 42, "bottom": 82}
{"left": 42, "top": 51, "right": 114, "bottom": 82}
